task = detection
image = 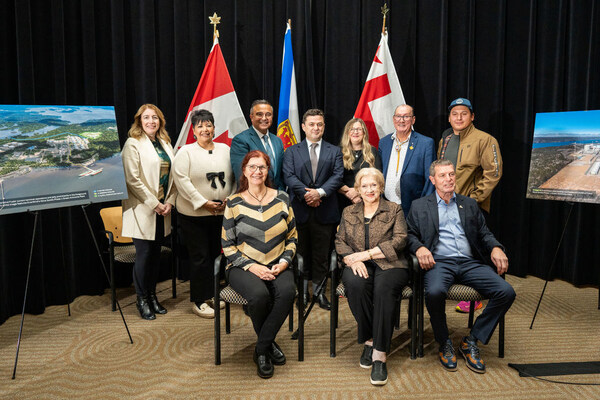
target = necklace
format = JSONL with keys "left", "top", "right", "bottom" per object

{"left": 246, "top": 188, "right": 268, "bottom": 212}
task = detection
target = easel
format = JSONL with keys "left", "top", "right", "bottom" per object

{"left": 530, "top": 202, "right": 574, "bottom": 329}
{"left": 11, "top": 204, "right": 133, "bottom": 379}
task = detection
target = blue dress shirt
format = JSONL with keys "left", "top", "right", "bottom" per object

{"left": 432, "top": 192, "right": 473, "bottom": 259}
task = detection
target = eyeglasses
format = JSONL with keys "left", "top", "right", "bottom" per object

{"left": 393, "top": 115, "right": 414, "bottom": 120}
{"left": 349, "top": 128, "right": 363, "bottom": 132}
{"left": 247, "top": 164, "right": 268, "bottom": 172}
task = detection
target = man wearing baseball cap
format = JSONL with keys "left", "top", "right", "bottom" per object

{"left": 438, "top": 98, "right": 503, "bottom": 314}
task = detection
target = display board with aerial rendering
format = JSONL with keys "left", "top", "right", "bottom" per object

{"left": 0, "top": 105, "right": 127, "bottom": 215}
{"left": 526, "top": 110, "right": 600, "bottom": 204}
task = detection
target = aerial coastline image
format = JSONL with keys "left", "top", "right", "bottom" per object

{"left": 526, "top": 110, "right": 600, "bottom": 204}
{"left": 0, "top": 105, "right": 128, "bottom": 215}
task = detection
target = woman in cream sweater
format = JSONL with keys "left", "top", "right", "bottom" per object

{"left": 172, "top": 109, "right": 236, "bottom": 318}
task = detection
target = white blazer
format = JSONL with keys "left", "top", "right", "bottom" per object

{"left": 121, "top": 134, "right": 177, "bottom": 240}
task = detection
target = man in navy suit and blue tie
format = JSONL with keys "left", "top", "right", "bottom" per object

{"left": 406, "top": 159, "right": 515, "bottom": 374}
{"left": 378, "top": 104, "right": 435, "bottom": 216}
{"left": 230, "top": 100, "right": 285, "bottom": 189}
{"left": 283, "top": 109, "right": 343, "bottom": 310}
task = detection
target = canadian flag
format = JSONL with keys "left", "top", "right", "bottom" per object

{"left": 354, "top": 32, "right": 405, "bottom": 147}
{"left": 175, "top": 37, "right": 247, "bottom": 150}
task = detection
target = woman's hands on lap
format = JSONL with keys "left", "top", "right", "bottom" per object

{"left": 249, "top": 264, "right": 276, "bottom": 281}
{"left": 348, "top": 261, "right": 369, "bottom": 279}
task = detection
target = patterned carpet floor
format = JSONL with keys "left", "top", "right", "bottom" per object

{"left": 0, "top": 275, "right": 599, "bottom": 399}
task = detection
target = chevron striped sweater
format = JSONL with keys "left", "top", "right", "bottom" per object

{"left": 221, "top": 190, "right": 297, "bottom": 270}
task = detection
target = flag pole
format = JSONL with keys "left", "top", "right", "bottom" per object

{"left": 381, "top": 3, "right": 389, "bottom": 34}
{"left": 209, "top": 12, "right": 221, "bottom": 40}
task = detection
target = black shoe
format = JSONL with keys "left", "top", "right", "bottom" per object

{"left": 148, "top": 292, "right": 167, "bottom": 314}
{"left": 136, "top": 296, "right": 156, "bottom": 320}
{"left": 315, "top": 293, "right": 331, "bottom": 311}
{"left": 370, "top": 361, "right": 388, "bottom": 386}
{"left": 254, "top": 350, "right": 274, "bottom": 379}
{"left": 269, "top": 342, "right": 286, "bottom": 365}
{"left": 360, "top": 344, "right": 373, "bottom": 368}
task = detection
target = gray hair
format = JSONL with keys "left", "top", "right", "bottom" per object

{"left": 250, "top": 100, "right": 272, "bottom": 115}
{"left": 429, "top": 159, "right": 455, "bottom": 176}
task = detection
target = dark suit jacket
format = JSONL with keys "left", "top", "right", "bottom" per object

{"left": 335, "top": 199, "right": 408, "bottom": 270}
{"left": 230, "top": 126, "right": 285, "bottom": 189}
{"left": 406, "top": 192, "right": 503, "bottom": 265}
{"left": 378, "top": 130, "right": 435, "bottom": 216}
{"left": 282, "top": 139, "right": 344, "bottom": 225}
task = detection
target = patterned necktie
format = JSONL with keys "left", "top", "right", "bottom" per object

{"left": 310, "top": 142, "right": 318, "bottom": 180}
{"left": 262, "top": 135, "right": 275, "bottom": 169}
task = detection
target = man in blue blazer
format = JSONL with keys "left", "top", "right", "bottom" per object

{"left": 406, "top": 159, "right": 515, "bottom": 374}
{"left": 378, "top": 104, "right": 435, "bottom": 216}
{"left": 283, "top": 109, "right": 343, "bottom": 310}
{"left": 230, "top": 100, "right": 285, "bottom": 189}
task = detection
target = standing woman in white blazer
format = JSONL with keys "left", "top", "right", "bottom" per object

{"left": 121, "top": 104, "right": 177, "bottom": 320}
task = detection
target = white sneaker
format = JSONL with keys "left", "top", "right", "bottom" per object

{"left": 192, "top": 302, "right": 215, "bottom": 319}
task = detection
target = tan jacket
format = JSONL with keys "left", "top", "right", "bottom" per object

{"left": 121, "top": 135, "right": 177, "bottom": 240}
{"left": 335, "top": 199, "right": 408, "bottom": 270}
{"left": 438, "top": 124, "right": 502, "bottom": 212}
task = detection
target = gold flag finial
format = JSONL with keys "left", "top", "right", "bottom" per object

{"left": 381, "top": 3, "right": 389, "bottom": 34}
{"left": 209, "top": 12, "right": 221, "bottom": 39}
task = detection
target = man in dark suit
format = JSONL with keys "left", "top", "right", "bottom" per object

{"left": 283, "top": 108, "right": 343, "bottom": 310}
{"left": 378, "top": 104, "right": 435, "bottom": 216}
{"left": 406, "top": 159, "right": 515, "bottom": 374}
{"left": 230, "top": 100, "right": 285, "bottom": 189}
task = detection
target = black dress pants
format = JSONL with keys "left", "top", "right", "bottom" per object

{"left": 227, "top": 267, "right": 295, "bottom": 355}
{"left": 179, "top": 214, "right": 223, "bottom": 303}
{"left": 132, "top": 214, "right": 164, "bottom": 297}
{"left": 342, "top": 262, "right": 409, "bottom": 353}
{"left": 297, "top": 209, "right": 335, "bottom": 283}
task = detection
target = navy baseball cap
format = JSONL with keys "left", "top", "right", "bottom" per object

{"left": 448, "top": 98, "right": 473, "bottom": 112}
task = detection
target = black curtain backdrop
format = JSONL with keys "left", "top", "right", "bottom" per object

{"left": 1, "top": 0, "right": 599, "bottom": 325}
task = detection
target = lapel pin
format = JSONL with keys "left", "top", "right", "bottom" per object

{"left": 459, "top": 205, "right": 463, "bottom": 208}
{"left": 409, "top": 146, "right": 414, "bottom": 150}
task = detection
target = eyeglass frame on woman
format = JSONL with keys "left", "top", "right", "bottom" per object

{"left": 246, "top": 164, "right": 268, "bottom": 172}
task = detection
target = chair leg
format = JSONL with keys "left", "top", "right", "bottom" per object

{"left": 214, "top": 276, "right": 221, "bottom": 365}
{"left": 298, "top": 288, "right": 304, "bottom": 362}
{"left": 288, "top": 306, "right": 294, "bottom": 332}
{"left": 395, "top": 300, "right": 401, "bottom": 330}
{"left": 468, "top": 301, "right": 475, "bottom": 328}
{"left": 109, "top": 246, "right": 116, "bottom": 312}
{"left": 330, "top": 291, "right": 338, "bottom": 357}
{"left": 410, "top": 294, "right": 417, "bottom": 360}
{"left": 499, "top": 314, "right": 505, "bottom": 358}
{"left": 225, "top": 303, "right": 231, "bottom": 334}
{"left": 418, "top": 274, "right": 424, "bottom": 358}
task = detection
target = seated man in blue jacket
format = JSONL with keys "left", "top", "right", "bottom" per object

{"left": 406, "top": 159, "right": 515, "bottom": 374}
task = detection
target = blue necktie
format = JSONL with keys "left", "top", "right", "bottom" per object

{"left": 262, "top": 135, "right": 276, "bottom": 170}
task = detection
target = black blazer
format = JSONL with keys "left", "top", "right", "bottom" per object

{"left": 282, "top": 139, "right": 344, "bottom": 225}
{"left": 406, "top": 192, "right": 503, "bottom": 265}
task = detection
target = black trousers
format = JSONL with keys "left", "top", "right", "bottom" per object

{"left": 132, "top": 214, "right": 164, "bottom": 297}
{"left": 342, "top": 262, "right": 409, "bottom": 353}
{"left": 297, "top": 209, "right": 335, "bottom": 283}
{"left": 227, "top": 267, "right": 295, "bottom": 355}
{"left": 179, "top": 213, "right": 223, "bottom": 303}
{"left": 424, "top": 257, "right": 516, "bottom": 345}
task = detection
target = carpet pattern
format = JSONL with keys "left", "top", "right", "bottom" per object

{"left": 0, "top": 275, "right": 599, "bottom": 399}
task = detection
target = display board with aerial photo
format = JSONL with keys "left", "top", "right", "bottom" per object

{"left": 0, "top": 105, "right": 127, "bottom": 215}
{"left": 526, "top": 110, "right": 600, "bottom": 204}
